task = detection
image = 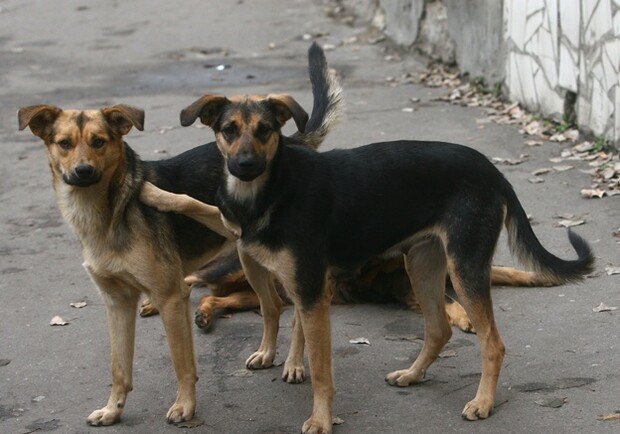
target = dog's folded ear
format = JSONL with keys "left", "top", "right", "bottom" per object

{"left": 18, "top": 105, "right": 62, "bottom": 140}
{"left": 180, "top": 95, "right": 229, "bottom": 128}
{"left": 101, "top": 105, "right": 145, "bottom": 136}
{"left": 267, "top": 94, "right": 308, "bottom": 133}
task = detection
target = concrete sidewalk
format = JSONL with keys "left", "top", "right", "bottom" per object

{"left": 1, "top": 0, "right": 618, "bottom": 433}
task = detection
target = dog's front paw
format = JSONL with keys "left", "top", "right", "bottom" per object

{"left": 166, "top": 401, "right": 195, "bottom": 424}
{"left": 302, "top": 415, "right": 332, "bottom": 434}
{"left": 87, "top": 406, "right": 122, "bottom": 426}
{"left": 385, "top": 368, "right": 425, "bottom": 387}
{"left": 245, "top": 349, "right": 275, "bottom": 369}
{"left": 194, "top": 309, "right": 214, "bottom": 330}
{"left": 446, "top": 302, "right": 475, "bottom": 333}
{"left": 461, "top": 397, "right": 494, "bottom": 420}
{"left": 282, "top": 359, "right": 305, "bottom": 383}
{"left": 139, "top": 298, "right": 159, "bottom": 317}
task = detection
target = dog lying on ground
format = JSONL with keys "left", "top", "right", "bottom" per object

{"left": 181, "top": 246, "right": 561, "bottom": 334}
{"left": 141, "top": 45, "right": 595, "bottom": 432}
{"left": 16, "top": 43, "right": 341, "bottom": 426}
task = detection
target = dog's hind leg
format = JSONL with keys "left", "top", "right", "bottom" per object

{"left": 448, "top": 262, "right": 505, "bottom": 420}
{"left": 282, "top": 307, "right": 306, "bottom": 383}
{"left": 85, "top": 270, "right": 140, "bottom": 426}
{"left": 445, "top": 208, "right": 506, "bottom": 420}
{"left": 385, "top": 236, "right": 452, "bottom": 386}
{"left": 195, "top": 290, "right": 260, "bottom": 330}
{"left": 149, "top": 279, "right": 197, "bottom": 423}
{"left": 239, "top": 252, "right": 283, "bottom": 369}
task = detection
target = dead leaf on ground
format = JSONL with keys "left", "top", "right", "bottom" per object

{"left": 229, "top": 369, "right": 253, "bottom": 377}
{"left": 556, "top": 219, "right": 585, "bottom": 228}
{"left": 50, "top": 316, "right": 68, "bottom": 326}
{"left": 593, "top": 302, "right": 618, "bottom": 313}
{"left": 528, "top": 177, "right": 545, "bottom": 184}
{"left": 535, "top": 397, "right": 567, "bottom": 408}
{"left": 605, "top": 266, "right": 620, "bottom": 276}
{"left": 0, "top": 359, "right": 10, "bottom": 367}
{"left": 581, "top": 188, "right": 606, "bottom": 198}
{"left": 333, "top": 416, "right": 345, "bottom": 425}
{"left": 175, "top": 417, "right": 205, "bottom": 428}
{"left": 553, "top": 165, "right": 574, "bottom": 172}
{"left": 532, "top": 168, "right": 553, "bottom": 176}
{"left": 70, "top": 301, "right": 87, "bottom": 308}
{"left": 598, "top": 412, "right": 620, "bottom": 421}
{"left": 492, "top": 155, "right": 528, "bottom": 165}
{"left": 349, "top": 337, "right": 370, "bottom": 345}
{"left": 439, "top": 350, "right": 457, "bottom": 358}
{"left": 385, "top": 335, "right": 423, "bottom": 343}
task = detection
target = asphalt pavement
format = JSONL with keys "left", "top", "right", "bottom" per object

{"left": 1, "top": 0, "right": 618, "bottom": 433}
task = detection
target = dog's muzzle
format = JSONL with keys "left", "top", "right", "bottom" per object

{"left": 63, "top": 163, "right": 102, "bottom": 187}
{"left": 227, "top": 155, "right": 266, "bottom": 182}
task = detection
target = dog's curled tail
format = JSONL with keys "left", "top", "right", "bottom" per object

{"left": 292, "top": 42, "right": 344, "bottom": 149}
{"left": 504, "top": 187, "right": 595, "bottom": 285}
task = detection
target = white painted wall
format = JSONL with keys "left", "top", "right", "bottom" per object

{"left": 505, "top": 0, "right": 619, "bottom": 141}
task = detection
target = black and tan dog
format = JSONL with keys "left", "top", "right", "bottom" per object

{"left": 143, "top": 64, "right": 595, "bottom": 432}
{"left": 17, "top": 43, "right": 341, "bottom": 426}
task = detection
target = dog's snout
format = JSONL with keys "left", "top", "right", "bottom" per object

{"left": 228, "top": 153, "right": 266, "bottom": 182}
{"left": 237, "top": 155, "right": 258, "bottom": 168}
{"left": 74, "top": 164, "right": 96, "bottom": 179}
{"left": 64, "top": 163, "right": 101, "bottom": 187}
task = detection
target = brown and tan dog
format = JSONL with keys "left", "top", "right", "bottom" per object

{"left": 16, "top": 43, "right": 342, "bottom": 427}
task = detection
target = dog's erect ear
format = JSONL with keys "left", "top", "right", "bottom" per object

{"left": 180, "top": 95, "right": 229, "bottom": 128}
{"left": 101, "top": 105, "right": 145, "bottom": 136}
{"left": 18, "top": 105, "right": 62, "bottom": 140}
{"left": 267, "top": 94, "right": 308, "bottom": 133}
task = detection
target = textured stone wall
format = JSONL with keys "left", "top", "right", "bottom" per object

{"left": 343, "top": 0, "right": 620, "bottom": 144}
{"left": 505, "top": 0, "right": 620, "bottom": 142}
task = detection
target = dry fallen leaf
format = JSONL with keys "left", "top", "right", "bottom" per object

{"left": 535, "top": 397, "right": 567, "bottom": 408}
{"left": 229, "top": 369, "right": 253, "bottom": 377}
{"left": 598, "top": 412, "right": 620, "bottom": 421}
{"left": 605, "top": 266, "right": 620, "bottom": 276}
{"left": 175, "top": 417, "right": 205, "bottom": 428}
{"left": 581, "top": 188, "right": 606, "bottom": 198}
{"left": 532, "top": 168, "right": 553, "bottom": 176}
{"left": 557, "top": 219, "right": 585, "bottom": 228}
{"left": 50, "top": 316, "right": 68, "bottom": 326}
{"left": 70, "top": 301, "right": 87, "bottom": 308}
{"left": 529, "top": 177, "right": 545, "bottom": 184}
{"left": 349, "top": 337, "right": 370, "bottom": 345}
{"left": 593, "top": 302, "right": 618, "bottom": 313}
{"left": 553, "top": 165, "right": 574, "bottom": 172}
{"left": 333, "top": 416, "right": 345, "bottom": 425}
{"left": 439, "top": 350, "right": 457, "bottom": 358}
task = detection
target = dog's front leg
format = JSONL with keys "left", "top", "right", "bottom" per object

{"left": 296, "top": 288, "right": 334, "bottom": 434}
{"left": 140, "top": 181, "right": 234, "bottom": 239}
{"left": 85, "top": 268, "right": 139, "bottom": 426}
{"left": 239, "top": 251, "right": 282, "bottom": 369}
{"left": 282, "top": 307, "right": 306, "bottom": 383}
{"left": 149, "top": 280, "right": 197, "bottom": 423}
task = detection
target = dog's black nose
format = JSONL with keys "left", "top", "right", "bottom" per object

{"left": 74, "top": 164, "right": 96, "bottom": 180}
{"left": 237, "top": 155, "right": 257, "bottom": 168}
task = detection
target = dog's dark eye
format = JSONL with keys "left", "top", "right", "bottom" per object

{"left": 92, "top": 137, "right": 105, "bottom": 149}
{"left": 255, "top": 123, "right": 272, "bottom": 140}
{"left": 221, "top": 124, "right": 238, "bottom": 140}
{"left": 58, "top": 139, "right": 72, "bottom": 150}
